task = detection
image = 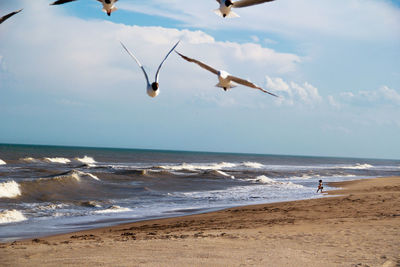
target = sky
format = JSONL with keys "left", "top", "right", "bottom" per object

{"left": 0, "top": 0, "right": 399, "bottom": 159}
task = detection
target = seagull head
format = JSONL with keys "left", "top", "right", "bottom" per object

{"left": 224, "top": 0, "right": 233, "bottom": 7}
{"left": 151, "top": 82, "right": 159, "bottom": 91}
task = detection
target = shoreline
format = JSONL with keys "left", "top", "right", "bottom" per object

{"left": 1, "top": 176, "right": 399, "bottom": 266}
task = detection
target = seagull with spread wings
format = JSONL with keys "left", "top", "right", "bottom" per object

{"left": 50, "top": 0, "right": 118, "bottom": 16}
{"left": 0, "top": 9, "right": 23, "bottom": 24}
{"left": 176, "top": 52, "right": 278, "bottom": 97}
{"left": 120, "top": 41, "right": 180, "bottom": 98}
{"left": 214, "top": 0, "right": 275, "bottom": 18}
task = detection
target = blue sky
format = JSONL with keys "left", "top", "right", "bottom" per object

{"left": 0, "top": 0, "right": 399, "bottom": 159}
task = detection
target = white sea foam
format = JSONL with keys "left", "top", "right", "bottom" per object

{"left": 44, "top": 157, "right": 71, "bottom": 164}
{"left": 21, "top": 157, "right": 40, "bottom": 163}
{"left": 68, "top": 170, "right": 100, "bottom": 182}
{"left": 75, "top": 156, "right": 97, "bottom": 165}
{"left": 0, "top": 181, "right": 21, "bottom": 198}
{"left": 0, "top": 159, "right": 6, "bottom": 165}
{"left": 339, "top": 163, "right": 373, "bottom": 170}
{"left": 0, "top": 209, "right": 27, "bottom": 224}
{"left": 160, "top": 162, "right": 237, "bottom": 171}
{"left": 242, "top": 161, "right": 264, "bottom": 169}
{"left": 214, "top": 170, "right": 235, "bottom": 179}
{"left": 49, "top": 170, "right": 100, "bottom": 183}
{"left": 94, "top": 205, "right": 131, "bottom": 214}
{"left": 252, "top": 175, "right": 304, "bottom": 188}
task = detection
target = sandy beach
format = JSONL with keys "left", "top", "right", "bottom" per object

{"left": 1, "top": 176, "right": 399, "bottom": 267}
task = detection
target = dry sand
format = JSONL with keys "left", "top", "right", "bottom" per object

{"left": 1, "top": 176, "right": 399, "bottom": 267}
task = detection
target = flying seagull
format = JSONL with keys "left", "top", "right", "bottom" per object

{"left": 50, "top": 0, "right": 118, "bottom": 16}
{"left": 176, "top": 52, "right": 278, "bottom": 97}
{"left": 120, "top": 41, "right": 180, "bottom": 98}
{"left": 0, "top": 9, "right": 23, "bottom": 24}
{"left": 214, "top": 0, "right": 275, "bottom": 18}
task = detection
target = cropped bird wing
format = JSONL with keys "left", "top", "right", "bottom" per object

{"left": 233, "top": 0, "right": 275, "bottom": 8}
{"left": 175, "top": 52, "right": 219, "bottom": 75}
{"left": 228, "top": 75, "right": 278, "bottom": 97}
{"left": 155, "top": 40, "right": 180, "bottom": 83}
{"left": 0, "top": 9, "right": 22, "bottom": 24}
{"left": 50, "top": 0, "right": 78, "bottom": 5}
{"left": 120, "top": 42, "right": 150, "bottom": 86}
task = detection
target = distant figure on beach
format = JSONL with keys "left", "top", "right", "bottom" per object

{"left": 317, "top": 180, "right": 324, "bottom": 193}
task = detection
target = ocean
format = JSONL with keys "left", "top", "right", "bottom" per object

{"left": 0, "top": 144, "right": 399, "bottom": 242}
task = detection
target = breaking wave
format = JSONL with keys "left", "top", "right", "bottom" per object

{"left": 75, "top": 156, "right": 97, "bottom": 166}
{"left": 251, "top": 175, "right": 303, "bottom": 188}
{"left": 338, "top": 163, "right": 373, "bottom": 170}
{"left": 0, "top": 159, "right": 6, "bottom": 165}
{"left": 0, "top": 209, "right": 27, "bottom": 224}
{"left": 204, "top": 170, "right": 235, "bottom": 179}
{"left": 242, "top": 161, "right": 264, "bottom": 169}
{"left": 0, "top": 181, "right": 21, "bottom": 198}
{"left": 44, "top": 157, "right": 71, "bottom": 164}
{"left": 94, "top": 205, "right": 132, "bottom": 214}
{"left": 158, "top": 162, "right": 237, "bottom": 171}
{"left": 48, "top": 170, "right": 100, "bottom": 182}
{"left": 21, "top": 157, "right": 40, "bottom": 163}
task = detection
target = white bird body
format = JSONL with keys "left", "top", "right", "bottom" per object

{"left": 120, "top": 41, "right": 180, "bottom": 98}
{"left": 99, "top": 0, "right": 118, "bottom": 16}
{"left": 176, "top": 51, "right": 278, "bottom": 97}
{"left": 214, "top": 0, "right": 275, "bottom": 18}
{"left": 216, "top": 71, "right": 237, "bottom": 90}
{"left": 147, "top": 84, "right": 160, "bottom": 98}
{"left": 214, "top": 1, "right": 239, "bottom": 18}
{"left": 50, "top": 0, "right": 118, "bottom": 16}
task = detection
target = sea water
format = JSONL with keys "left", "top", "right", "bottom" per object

{"left": 0, "top": 144, "right": 399, "bottom": 241}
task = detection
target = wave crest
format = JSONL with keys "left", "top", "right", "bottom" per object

{"left": 75, "top": 156, "right": 97, "bottom": 165}
{"left": 0, "top": 209, "right": 27, "bottom": 224}
{"left": 242, "top": 161, "right": 264, "bottom": 169}
{"left": 339, "top": 163, "right": 373, "bottom": 170}
{"left": 20, "top": 157, "right": 40, "bottom": 163}
{"left": 159, "top": 162, "right": 237, "bottom": 171}
{"left": 94, "top": 205, "right": 131, "bottom": 214}
{"left": 0, "top": 181, "right": 21, "bottom": 198}
{"left": 44, "top": 157, "right": 71, "bottom": 164}
{"left": 253, "top": 175, "right": 303, "bottom": 188}
{"left": 0, "top": 159, "right": 6, "bottom": 165}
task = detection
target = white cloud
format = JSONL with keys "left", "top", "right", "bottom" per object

{"left": 265, "top": 76, "right": 322, "bottom": 106}
{"left": 119, "top": 0, "right": 400, "bottom": 42}
{"left": 327, "top": 95, "right": 341, "bottom": 109}
{"left": 338, "top": 86, "right": 400, "bottom": 107}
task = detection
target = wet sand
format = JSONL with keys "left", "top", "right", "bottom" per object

{"left": 1, "top": 176, "right": 399, "bottom": 267}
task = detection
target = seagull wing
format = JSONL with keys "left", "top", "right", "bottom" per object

{"left": 155, "top": 40, "right": 180, "bottom": 83}
{"left": 175, "top": 52, "right": 219, "bottom": 75}
{"left": 50, "top": 0, "right": 78, "bottom": 5}
{"left": 0, "top": 9, "right": 22, "bottom": 24}
{"left": 228, "top": 75, "right": 278, "bottom": 97}
{"left": 232, "top": 0, "right": 275, "bottom": 8}
{"left": 120, "top": 42, "right": 150, "bottom": 86}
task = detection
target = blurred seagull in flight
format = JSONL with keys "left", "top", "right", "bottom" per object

{"left": 0, "top": 9, "right": 23, "bottom": 24}
{"left": 120, "top": 41, "right": 180, "bottom": 98}
{"left": 176, "top": 52, "right": 278, "bottom": 97}
{"left": 50, "top": 0, "right": 118, "bottom": 16}
{"left": 214, "top": 0, "right": 275, "bottom": 18}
